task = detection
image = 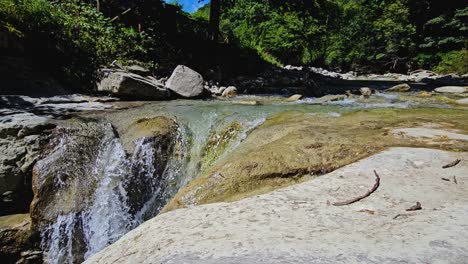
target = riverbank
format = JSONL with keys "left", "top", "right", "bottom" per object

{"left": 1, "top": 88, "right": 467, "bottom": 263}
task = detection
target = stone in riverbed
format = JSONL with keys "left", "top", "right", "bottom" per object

{"left": 434, "top": 86, "right": 468, "bottom": 94}
{"left": 221, "top": 86, "right": 238, "bottom": 98}
{"left": 359, "top": 87, "right": 373, "bottom": 97}
{"left": 286, "top": 94, "right": 303, "bottom": 102}
{"left": 385, "top": 83, "right": 411, "bottom": 92}
{"left": 311, "top": 94, "right": 346, "bottom": 104}
{"left": 166, "top": 65, "right": 206, "bottom": 98}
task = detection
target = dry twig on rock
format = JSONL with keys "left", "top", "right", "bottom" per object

{"left": 442, "top": 159, "right": 461, "bottom": 169}
{"left": 332, "top": 170, "right": 380, "bottom": 206}
{"left": 406, "top": 202, "right": 422, "bottom": 211}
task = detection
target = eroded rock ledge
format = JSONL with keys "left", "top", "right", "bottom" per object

{"left": 85, "top": 147, "right": 468, "bottom": 264}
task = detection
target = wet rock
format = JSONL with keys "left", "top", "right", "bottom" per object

{"left": 30, "top": 122, "right": 118, "bottom": 230}
{"left": 385, "top": 83, "right": 411, "bottom": 92}
{"left": 359, "top": 87, "right": 372, "bottom": 97}
{"left": 97, "top": 69, "right": 169, "bottom": 100}
{"left": 119, "top": 117, "right": 180, "bottom": 219}
{"left": 286, "top": 94, "right": 303, "bottom": 102}
{"left": 221, "top": 86, "right": 238, "bottom": 98}
{"left": 233, "top": 101, "right": 261, "bottom": 106}
{"left": 0, "top": 214, "right": 39, "bottom": 264}
{"left": 434, "top": 86, "right": 468, "bottom": 94}
{"left": 311, "top": 94, "right": 346, "bottom": 104}
{"left": 120, "top": 116, "right": 178, "bottom": 156}
{"left": 166, "top": 65, "right": 206, "bottom": 98}
{"left": 456, "top": 98, "right": 468, "bottom": 105}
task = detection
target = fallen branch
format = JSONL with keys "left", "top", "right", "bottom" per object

{"left": 442, "top": 159, "right": 461, "bottom": 169}
{"left": 406, "top": 202, "right": 422, "bottom": 211}
{"left": 332, "top": 170, "right": 380, "bottom": 206}
{"left": 393, "top": 213, "right": 412, "bottom": 220}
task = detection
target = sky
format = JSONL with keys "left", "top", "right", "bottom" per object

{"left": 165, "top": 0, "right": 210, "bottom": 13}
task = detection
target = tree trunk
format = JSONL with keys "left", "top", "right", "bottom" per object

{"left": 209, "top": 0, "right": 221, "bottom": 42}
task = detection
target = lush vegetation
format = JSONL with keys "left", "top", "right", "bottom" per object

{"left": 0, "top": 0, "right": 466, "bottom": 91}
{"left": 217, "top": 0, "right": 467, "bottom": 73}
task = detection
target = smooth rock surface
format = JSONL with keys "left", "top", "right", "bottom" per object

{"left": 359, "top": 87, "right": 372, "bottom": 97}
{"left": 434, "top": 86, "right": 467, "bottom": 94}
{"left": 456, "top": 98, "right": 468, "bottom": 105}
{"left": 85, "top": 147, "right": 468, "bottom": 264}
{"left": 98, "top": 69, "right": 169, "bottom": 100}
{"left": 385, "top": 83, "right": 411, "bottom": 92}
{"left": 221, "top": 86, "right": 238, "bottom": 98}
{"left": 286, "top": 94, "right": 303, "bottom": 102}
{"left": 311, "top": 94, "right": 346, "bottom": 104}
{"left": 165, "top": 65, "right": 205, "bottom": 98}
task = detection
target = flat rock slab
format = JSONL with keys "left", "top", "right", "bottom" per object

{"left": 86, "top": 147, "right": 468, "bottom": 264}
{"left": 393, "top": 127, "right": 468, "bottom": 141}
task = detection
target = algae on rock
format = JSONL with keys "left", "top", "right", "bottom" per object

{"left": 163, "top": 108, "right": 468, "bottom": 212}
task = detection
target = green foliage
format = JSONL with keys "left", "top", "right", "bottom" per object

{"left": 0, "top": 0, "right": 146, "bottom": 89}
{"left": 192, "top": 3, "right": 210, "bottom": 21}
{"left": 434, "top": 50, "right": 468, "bottom": 74}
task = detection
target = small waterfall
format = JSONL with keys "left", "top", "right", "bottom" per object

{"left": 39, "top": 113, "right": 266, "bottom": 263}
{"left": 40, "top": 124, "right": 188, "bottom": 263}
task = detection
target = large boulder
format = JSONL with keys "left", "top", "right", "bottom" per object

{"left": 97, "top": 69, "right": 170, "bottom": 100}
{"left": 165, "top": 65, "right": 206, "bottom": 98}
{"left": 434, "top": 86, "right": 468, "bottom": 94}
{"left": 30, "top": 122, "right": 118, "bottom": 230}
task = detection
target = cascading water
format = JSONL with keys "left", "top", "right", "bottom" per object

{"left": 39, "top": 101, "right": 273, "bottom": 263}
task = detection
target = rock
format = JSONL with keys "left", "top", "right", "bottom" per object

{"left": 286, "top": 94, "right": 303, "bottom": 102}
{"left": 221, "top": 86, "right": 237, "bottom": 98}
{"left": 165, "top": 65, "right": 206, "bottom": 98}
{"left": 125, "top": 65, "right": 150, "bottom": 76}
{"left": 0, "top": 214, "right": 38, "bottom": 264}
{"left": 418, "top": 91, "right": 433, "bottom": 97}
{"left": 311, "top": 94, "right": 346, "bottom": 104}
{"left": 359, "top": 87, "right": 373, "bottom": 97}
{"left": 97, "top": 69, "right": 169, "bottom": 100}
{"left": 30, "top": 122, "right": 118, "bottom": 230}
{"left": 85, "top": 147, "right": 468, "bottom": 264}
{"left": 385, "top": 83, "right": 411, "bottom": 92}
{"left": 232, "top": 100, "right": 261, "bottom": 106}
{"left": 456, "top": 98, "right": 468, "bottom": 105}
{"left": 119, "top": 117, "right": 178, "bottom": 155}
{"left": 0, "top": 113, "right": 54, "bottom": 215}
{"left": 434, "top": 86, "right": 468, "bottom": 94}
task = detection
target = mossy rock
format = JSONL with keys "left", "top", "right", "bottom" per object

{"left": 200, "top": 121, "right": 242, "bottom": 172}
{"left": 163, "top": 108, "right": 468, "bottom": 212}
{"left": 120, "top": 116, "right": 178, "bottom": 154}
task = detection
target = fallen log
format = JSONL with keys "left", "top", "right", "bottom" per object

{"left": 332, "top": 170, "right": 380, "bottom": 206}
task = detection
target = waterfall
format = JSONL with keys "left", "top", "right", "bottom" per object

{"left": 39, "top": 113, "right": 266, "bottom": 263}
{"left": 40, "top": 125, "right": 188, "bottom": 264}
